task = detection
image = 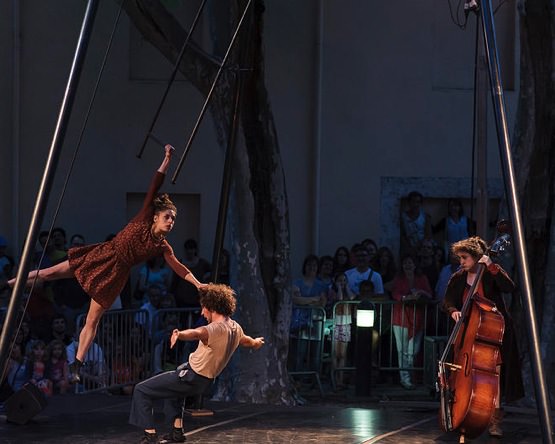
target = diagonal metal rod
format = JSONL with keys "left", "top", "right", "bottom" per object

{"left": 136, "top": 0, "right": 208, "bottom": 158}
{"left": 0, "top": 0, "right": 99, "bottom": 376}
{"left": 171, "top": 0, "right": 253, "bottom": 184}
{"left": 479, "top": 1, "right": 553, "bottom": 442}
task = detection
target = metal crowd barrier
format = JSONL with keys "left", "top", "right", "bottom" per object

{"left": 74, "top": 307, "right": 201, "bottom": 394}
{"left": 288, "top": 305, "right": 326, "bottom": 396}
{"left": 328, "top": 299, "right": 451, "bottom": 390}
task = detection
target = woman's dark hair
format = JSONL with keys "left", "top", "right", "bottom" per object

{"left": 199, "top": 284, "right": 237, "bottom": 317}
{"left": 302, "top": 254, "right": 319, "bottom": 275}
{"left": 154, "top": 193, "right": 177, "bottom": 215}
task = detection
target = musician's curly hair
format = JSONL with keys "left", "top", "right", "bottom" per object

{"left": 154, "top": 193, "right": 176, "bottom": 215}
{"left": 451, "top": 236, "right": 487, "bottom": 260}
{"left": 199, "top": 284, "right": 237, "bottom": 317}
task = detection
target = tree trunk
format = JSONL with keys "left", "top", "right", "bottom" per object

{"left": 121, "top": 0, "right": 294, "bottom": 404}
{"left": 512, "top": 0, "right": 555, "bottom": 401}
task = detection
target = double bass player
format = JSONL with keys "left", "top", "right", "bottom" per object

{"left": 441, "top": 236, "right": 524, "bottom": 439}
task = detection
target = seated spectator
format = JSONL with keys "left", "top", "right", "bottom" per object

{"left": 45, "top": 339, "right": 69, "bottom": 395}
{"left": 345, "top": 245, "right": 384, "bottom": 297}
{"left": 27, "top": 340, "right": 53, "bottom": 397}
{"left": 69, "top": 234, "right": 86, "bottom": 248}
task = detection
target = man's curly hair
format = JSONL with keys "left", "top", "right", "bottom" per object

{"left": 451, "top": 236, "right": 487, "bottom": 260}
{"left": 153, "top": 193, "right": 177, "bottom": 215}
{"left": 199, "top": 284, "right": 237, "bottom": 317}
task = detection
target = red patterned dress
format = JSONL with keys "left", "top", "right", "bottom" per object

{"left": 68, "top": 171, "right": 176, "bottom": 309}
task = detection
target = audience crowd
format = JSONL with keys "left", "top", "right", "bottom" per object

{"left": 0, "top": 192, "right": 481, "bottom": 397}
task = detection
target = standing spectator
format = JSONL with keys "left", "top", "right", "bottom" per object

{"left": 171, "top": 239, "right": 211, "bottom": 308}
{"left": 361, "top": 238, "right": 379, "bottom": 265}
{"left": 328, "top": 272, "right": 355, "bottom": 387}
{"left": 417, "top": 238, "right": 440, "bottom": 294}
{"left": 5, "top": 343, "right": 29, "bottom": 392}
{"left": 45, "top": 339, "right": 70, "bottom": 395}
{"left": 34, "top": 230, "right": 53, "bottom": 270}
{"left": 345, "top": 245, "right": 384, "bottom": 297}
{"left": 136, "top": 284, "right": 163, "bottom": 335}
{"left": 47, "top": 314, "right": 74, "bottom": 346}
{"left": 372, "top": 246, "right": 397, "bottom": 294}
{"left": 391, "top": 254, "right": 432, "bottom": 390}
{"left": 69, "top": 234, "right": 86, "bottom": 248}
{"left": 0, "top": 235, "right": 15, "bottom": 281}
{"left": 290, "top": 254, "right": 328, "bottom": 372}
{"left": 135, "top": 255, "right": 172, "bottom": 305}
{"left": 332, "top": 246, "right": 352, "bottom": 274}
{"left": 433, "top": 198, "right": 475, "bottom": 258}
{"left": 318, "top": 255, "right": 334, "bottom": 288}
{"left": 400, "top": 191, "right": 432, "bottom": 256}
{"left": 49, "top": 227, "right": 68, "bottom": 264}
{"left": 435, "top": 253, "right": 460, "bottom": 302}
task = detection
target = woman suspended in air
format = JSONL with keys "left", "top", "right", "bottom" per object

{"left": 9, "top": 145, "right": 206, "bottom": 382}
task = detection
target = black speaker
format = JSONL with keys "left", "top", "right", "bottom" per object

{"left": 5, "top": 383, "right": 47, "bottom": 425}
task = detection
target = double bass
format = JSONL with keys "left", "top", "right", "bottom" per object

{"left": 437, "top": 233, "right": 510, "bottom": 442}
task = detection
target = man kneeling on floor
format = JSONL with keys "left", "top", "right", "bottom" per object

{"left": 129, "top": 283, "right": 265, "bottom": 444}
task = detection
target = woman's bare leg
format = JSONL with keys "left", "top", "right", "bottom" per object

{"left": 76, "top": 299, "right": 105, "bottom": 363}
{"left": 8, "top": 260, "right": 74, "bottom": 288}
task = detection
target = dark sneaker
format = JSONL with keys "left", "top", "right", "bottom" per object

{"left": 139, "top": 432, "right": 158, "bottom": 444}
{"left": 159, "top": 428, "right": 186, "bottom": 443}
{"left": 68, "top": 359, "right": 82, "bottom": 384}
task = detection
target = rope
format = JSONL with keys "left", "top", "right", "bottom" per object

{"left": 1, "top": 0, "right": 126, "bottom": 383}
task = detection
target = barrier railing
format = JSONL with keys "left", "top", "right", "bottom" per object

{"left": 73, "top": 307, "right": 201, "bottom": 394}
{"left": 288, "top": 305, "right": 326, "bottom": 396}
{"left": 328, "top": 299, "right": 451, "bottom": 390}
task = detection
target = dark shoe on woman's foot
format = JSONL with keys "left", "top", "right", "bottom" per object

{"left": 69, "top": 359, "right": 83, "bottom": 383}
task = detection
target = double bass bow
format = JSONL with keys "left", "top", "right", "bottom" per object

{"left": 437, "top": 233, "right": 511, "bottom": 442}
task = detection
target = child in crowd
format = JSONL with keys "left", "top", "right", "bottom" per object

{"left": 45, "top": 339, "right": 70, "bottom": 394}
{"left": 28, "top": 340, "right": 53, "bottom": 396}
{"left": 329, "top": 272, "right": 355, "bottom": 388}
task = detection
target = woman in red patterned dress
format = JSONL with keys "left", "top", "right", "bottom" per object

{"left": 9, "top": 145, "right": 205, "bottom": 381}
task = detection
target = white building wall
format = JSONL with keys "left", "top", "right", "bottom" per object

{"left": 0, "top": 1, "right": 519, "bottom": 276}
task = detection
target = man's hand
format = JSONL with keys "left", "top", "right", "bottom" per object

{"left": 170, "top": 329, "right": 179, "bottom": 349}
{"left": 451, "top": 311, "right": 462, "bottom": 322}
{"left": 252, "top": 337, "right": 265, "bottom": 350}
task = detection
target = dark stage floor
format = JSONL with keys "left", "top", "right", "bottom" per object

{"left": 0, "top": 384, "right": 548, "bottom": 443}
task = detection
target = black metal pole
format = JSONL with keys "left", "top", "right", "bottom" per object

{"left": 171, "top": 0, "right": 253, "bottom": 184}
{"left": 211, "top": 70, "right": 243, "bottom": 283}
{"left": 479, "top": 1, "right": 553, "bottom": 442}
{"left": 136, "top": 0, "right": 208, "bottom": 159}
{"left": 0, "top": 0, "right": 99, "bottom": 375}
